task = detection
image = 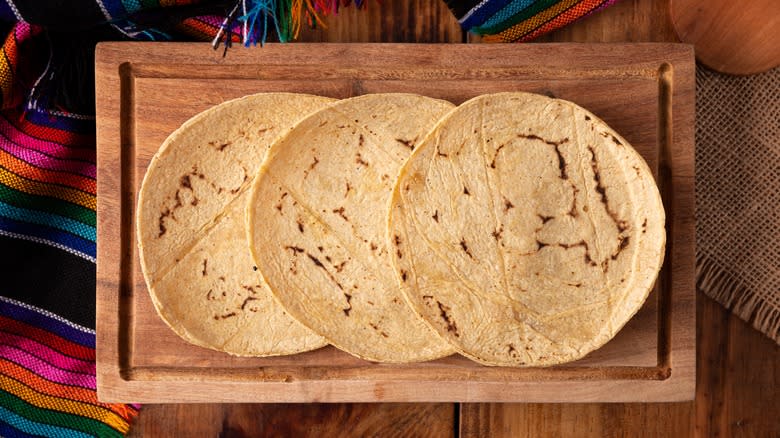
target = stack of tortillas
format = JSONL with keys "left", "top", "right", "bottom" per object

{"left": 137, "top": 91, "right": 665, "bottom": 366}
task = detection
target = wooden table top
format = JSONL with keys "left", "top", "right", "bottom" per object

{"left": 128, "top": 0, "right": 780, "bottom": 436}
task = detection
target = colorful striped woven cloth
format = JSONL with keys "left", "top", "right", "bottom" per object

{"left": 445, "top": 0, "right": 620, "bottom": 41}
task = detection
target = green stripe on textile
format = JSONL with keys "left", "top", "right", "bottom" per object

{"left": 0, "top": 183, "right": 95, "bottom": 227}
{"left": 472, "top": 0, "right": 560, "bottom": 35}
{"left": 0, "top": 389, "right": 124, "bottom": 437}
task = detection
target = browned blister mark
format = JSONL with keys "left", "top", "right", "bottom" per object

{"left": 307, "top": 252, "right": 345, "bottom": 291}
{"left": 318, "top": 120, "right": 328, "bottom": 127}
{"left": 536, "top": 240, "right": 548, "bottom": 249}
{"left": 538, "top": 214, "right": 554, "bottom": 224}
{"left": 463, "top": 185, "right": 470, "bottom": 195}
{"left": 381, "top": 173, "right": 390, "bottom": 182}
{"left": 358, "top": 134, "right": 365, "bottom": 147}
{"left": 393, "top": 234, "right": 402, "bottom": 246}
{"left": 395, "top": 137, "right": 416, "bottom": 151}
{"left": 275, "top": 194, "right": 285, "bottom": 213}
{"left": 517, "top": 134, "right": 568, "bottom": 148}
{"left": 504, "top": 197, "right": 515, "bottom": 212}
{"left": 158, "top": 208, "right": 170, "bottom": 237}
{"left": 642, "top": 218, "right": 648, "bottom": 233}
{"left": 180, "top": 175, "right": 192, "bottom": 190}
{"left": 202, "top": 259, "right": 208, "bottom": 276}
{"left": 344, "top": 181, "right": 352, "bottom": 197}
{"left": 432, "top": 210, "right": 439, "bottom": 222}
{"left": 585, "top": 115, "right": 591, "bottom": 121}
{"left": 208, "top": 140, "right": 231, "bottom": 151}
{"left": 355, "top": 153, "right": 369, "bottom": 167}
{"left": 368, "top": 323, "right": 389, "bottom": 338}
{"left": 214, "top": 312, "right": 237, "bottom": 320}
{"left": 492, "top": 226, "right": 503, "bottom": 242}
{"left": 610, "top": 135, "right": 623, "bottom": 146}
{"left": 588, "top": 146, "right": 629, "bottom": 233}
{"left": 437, "top": 301, "right": 459, "bottom": 337}
{"left": 370, "top": 242, "right": 378, "bottom": 251}
{"left": 518, "top": 134, "right": 569, "bottom": 179}
{"left": 296, "top": 218, "right": 304, "bottom": 233}
{"left": 332, "top": 207, "right": 349, "bottom": 221}
{"left": 343, "top": 293, "right": 353, "bottom": 316}
{"left": 455, "top": 140, "right": 466, "bottom": 156}
{"left": 285, "top": 245, "right": 305, "bottom": 255}
{"left": 400, "top": 270, "right": 408, "bottom": 282}
{"left": 230, "top": 171, "right": 249, "bottom": 195}
{"left": 611, "top": 236, "right": 630, "bottom": 260}
{"left": 569, "top": 185, "right": 579, "bottom": 217}
{"left": 490, "top": 144, "right": 506, "bottom": 169}
{"left": 257, "top": 127, "right": 270, "bottom": 135}
{"left": 241, "top": 284, "right": 259, "bottom": 295}
{"left": 392, "top": 297, "right": 401, "bottom": 304}
{"left": 206, "top": 289, "right": 216, "bottom": 301}
{"left": 158, "top": 170, "right": 202, "bottom": 236}
{"left": 240, "top": 297, "right": 258, "bottom": 310}
{"left": 507, "top": 344, "right": 517, "bottom": 356}
{"left": 554, "top": 143, "right": 568, "bottom": 179}
{"left": 546, "top": 240, "right": 598, "bottom": 267}
{"left": 334, "top": 261, "right": 347, "bottom": 273}
{"left": 220, "top": 275, "right": 227, "bottom": 280}
{"left": 325, "top": 255, "right": 333, "bottom": 263}
{"left": 309, "top": 156, "right": 320, "bottom": 171}
{"left": 460, "top": 239, "right": 474, "bottom": 259}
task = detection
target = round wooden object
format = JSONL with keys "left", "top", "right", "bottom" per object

{"left": 670, "top": 0, "right": 780, "bottom": 75}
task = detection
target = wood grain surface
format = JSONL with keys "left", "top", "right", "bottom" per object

{"left": 126, "top": 0, "right": 779, "bottom": 436}
{"left": 670, "top": 0, "right": 780, "bottom": 75}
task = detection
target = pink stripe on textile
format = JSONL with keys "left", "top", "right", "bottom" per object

{"left": 0, "top": 117, "right": 95, "bottom": 161}
{"left": 0, "top": 343, "right": 96, "bottom": 389}
{"left": 0, "top": 331, "right": 95, "bottom": 373}
{"left": 0, "top": 139, "right": 96, "bottom": 178}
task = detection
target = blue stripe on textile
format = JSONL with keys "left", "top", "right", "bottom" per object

{"left": 97, "top": 0, "right": 128, "bottom": 20}
{"left": 473, "top": 0, "right": 537, "bottom": 30}
{"left": 0, "top": 417, "right": 37, "bottom": 438}
{"left": 22, "top": 111, "right": 95, "bottom": 136}
{"left": 0, "top": 200, "right": 95, "bottom": 241}
{"left": 120, "top": 0, "right": 142, "bottom": 14}
{"left": 0, "top": 297, "right": 95, "bottom": 348}
{"left": 460, "top": 0, "right": 514, "bottom": 29}
{"left": 0, "top": 216, "right": 95, "bottom": 260}
{"left": 0, "top": 1, "right": 18, "bottom": 22}
{"left": 0, "top": 405, "right": 94, "bottom": 438}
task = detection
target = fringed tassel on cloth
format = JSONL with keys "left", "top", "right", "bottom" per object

{"left": 697, "top": 254, "right": 780, "bottom": 344}
{"left": 212, "top": 0, "right": 371, "bottom": 52}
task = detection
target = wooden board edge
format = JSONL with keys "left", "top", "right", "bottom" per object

{"left": 97, "top": 376, "right": 697, "bottom": 403}
{"left": 94, "top": 42, "right": 698, "bottom": 403}
{"left": 95, "top": 42, "right": 130, "bottom": 401}
{"left": 666, "top": 44, "right": 696, "bottom": 402}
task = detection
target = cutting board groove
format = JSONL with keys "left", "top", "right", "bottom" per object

{"left": 96, "top": 43, "right": 694, "bottom": 403}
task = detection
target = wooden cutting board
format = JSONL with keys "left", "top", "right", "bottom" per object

{"left": 95, "top": 42, "right": 695, "bottom": 403}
